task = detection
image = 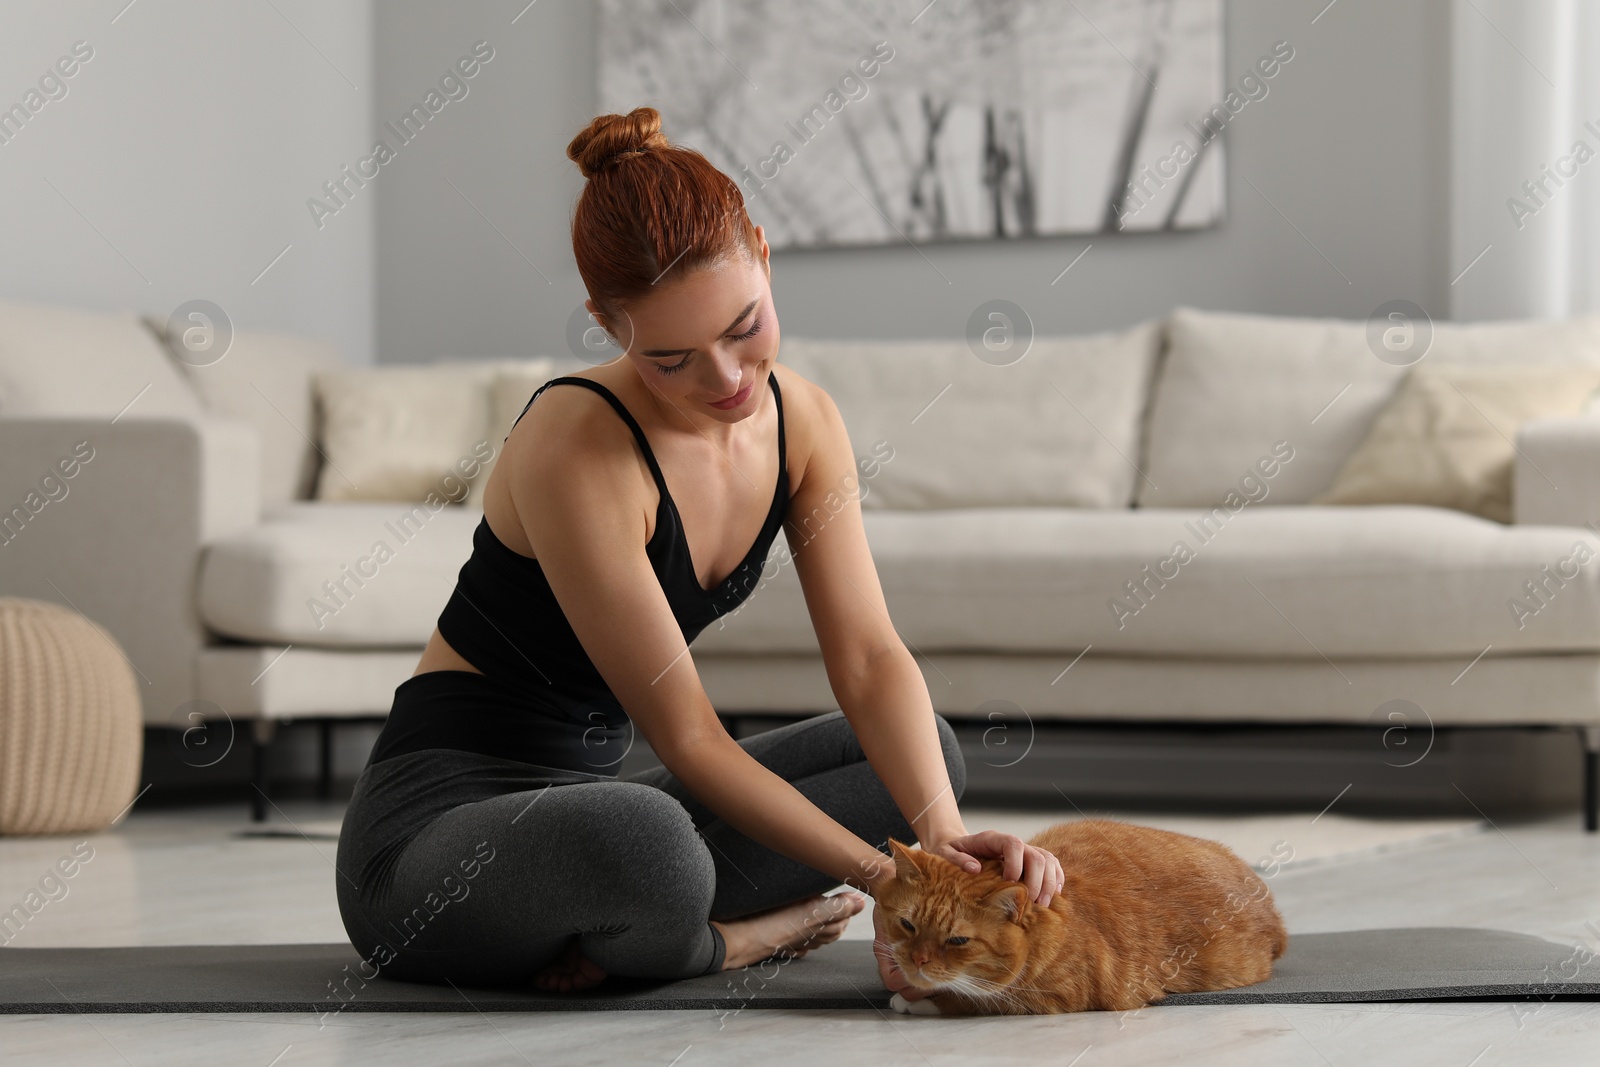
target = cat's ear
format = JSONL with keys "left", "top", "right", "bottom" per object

{"left": 885, "top": 838, "right": 923, "bottom": 881}
{"left": 982, "top": 883, "right": 1030, "bottom": 925}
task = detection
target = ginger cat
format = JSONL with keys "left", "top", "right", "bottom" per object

{"left": 877, "top": 819, "right": 1288, "bottom": 1016}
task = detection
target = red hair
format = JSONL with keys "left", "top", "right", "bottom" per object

{"left": 566, "top": 107, "right": 761, "bottom": 326}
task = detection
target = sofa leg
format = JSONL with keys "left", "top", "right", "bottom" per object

{"left": 318, "top": 720, "right": 334, "bottom": 801}
{"left": 252, "top": 719, "right": 277, "bottom": 823}
{"left": 1585, "top": 727, "right": 1600, "bottom": 834}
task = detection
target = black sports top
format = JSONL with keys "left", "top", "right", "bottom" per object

{"left": 367, "top": 373, "right": 790, "bottom": 774}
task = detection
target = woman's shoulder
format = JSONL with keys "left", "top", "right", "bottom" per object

{"left": 490, "top": 369, "right": 657, "bottom": 512}
{"left": 771, "top": 360, "right": 838, "bottom": 433}
{"left": 512, "top": 369, "right": 640, "bottom": 454}
{"left": 770, "top": 359, "right": 848, "bottom": 490}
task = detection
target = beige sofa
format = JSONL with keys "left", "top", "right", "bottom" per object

{"left": 4, "top": 296, "right": 1600, "bottom": 826}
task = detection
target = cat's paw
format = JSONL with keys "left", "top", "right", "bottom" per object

{"left": 890, "top": 992, "right": 942, "bottom": 1016}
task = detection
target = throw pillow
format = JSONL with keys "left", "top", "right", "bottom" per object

{"left": 465, "top": 360, "right": 560, "bottom": 508}
{"left": 1312, "top": 364, "right": 1600, "bottom": 522}
{"left": 312, "top": 360, "right": 549, "bottom": 505}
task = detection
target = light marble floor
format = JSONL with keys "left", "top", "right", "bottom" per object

{"left": 3, "top": 799, "right": 1599, "bottom": 1066}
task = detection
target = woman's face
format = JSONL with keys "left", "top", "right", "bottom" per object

{"left": 587, "top": 228, "right": 778, "bottom": 423}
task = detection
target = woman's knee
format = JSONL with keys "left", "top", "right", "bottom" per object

{"left": 584, "top": 780, "right": 700, "bottom": 844}
{"left": 581, "top": 782, "right": 716, "bottom": 898}
{"left": 931, "top": 712, "right": 967, "bottom": 802}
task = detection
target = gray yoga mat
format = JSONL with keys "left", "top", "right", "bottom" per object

{"left": 3, "top": 928, "right": 1597, "bottom": 1014}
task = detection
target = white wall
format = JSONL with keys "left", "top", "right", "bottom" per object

{"left": 372, "top": 0, "right": 1453, "bottom": 364}
{"left": 0, "top": 0, "right": 374, "bottom": 365}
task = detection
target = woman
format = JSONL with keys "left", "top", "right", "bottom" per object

{"left": 334, "top": 107, "right": 1064, "bottom": 997}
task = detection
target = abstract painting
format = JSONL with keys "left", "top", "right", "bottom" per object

{"left": 598, "top": 0, "right": 1226, "bottom": 249}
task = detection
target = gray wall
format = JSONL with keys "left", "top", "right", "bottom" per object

{"left": 0, "top": 1, "right": 1455, "bottom": 364}
{"left": 374, "top": 0, "right": 1452, "bottom": 364}
{"left": 0, "top": 0, "right": 375, "bottom": 365}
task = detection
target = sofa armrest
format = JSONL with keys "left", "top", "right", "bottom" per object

{"left": 0, "top": 416, "right": 260, "bottom": 725}
{"left": 1514, "top": 417, "right": 1600, "bottom": 528}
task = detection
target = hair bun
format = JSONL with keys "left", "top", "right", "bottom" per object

{"left": 567, "top": 107, "right": 671, "bottom": 179}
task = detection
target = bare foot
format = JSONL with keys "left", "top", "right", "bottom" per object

{"left": 532, "top": 936, "right": 609, "bottom": 993}
{"left": 711, "top": 891, "right": 866, "bottom": 971}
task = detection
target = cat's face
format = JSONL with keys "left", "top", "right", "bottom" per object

{"left": 874, "top": 839, "right": 1034, "bottom": 997}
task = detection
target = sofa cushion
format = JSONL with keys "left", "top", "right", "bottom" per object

{"left": 1138, "top": 306, "right": 1600, "bottom": 508}
{"left": 204, "top": 501, "right": 1600, "bottom": 659}
{"left": 144, "top": 316, "right": 344, "bottom": 508}
{"left": 693, "top": 505, "right": 1600, "bottom": 659}
{"left": 779, "top": 319, "right": 1163, "bottom": 509}
{"left": 197, "top": 501, "right": 482, "bottom": 646}
{"left": 196, "top": 645, "right": 420, "bottom": 718}
{"left": 0, "top": 298, "right": 202, "bottom": 420}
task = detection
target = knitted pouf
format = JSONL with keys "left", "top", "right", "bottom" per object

{"left": 0, "top": 597, "right": 142, "bottom": 835}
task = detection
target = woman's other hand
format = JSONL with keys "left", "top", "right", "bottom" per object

{"left": 926, "top": 829, "right": 1064, "bottom": 907}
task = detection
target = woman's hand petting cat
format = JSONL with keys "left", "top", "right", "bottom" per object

{"left": 927, "top": 830, "right": 1066, "bottom": 907}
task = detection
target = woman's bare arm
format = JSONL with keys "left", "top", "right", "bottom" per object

{"left": 777, "top": 372, "right": 968, "bottom": 850}
{"left": 507, "top": 384, "right": 895, "bottom": 894}
{"left": 777, "top": 367, "right": 1064, "bottom": 906}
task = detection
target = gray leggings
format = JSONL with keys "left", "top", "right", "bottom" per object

{"left": 335, "top": 710, "right": 967, "bottom": 986}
